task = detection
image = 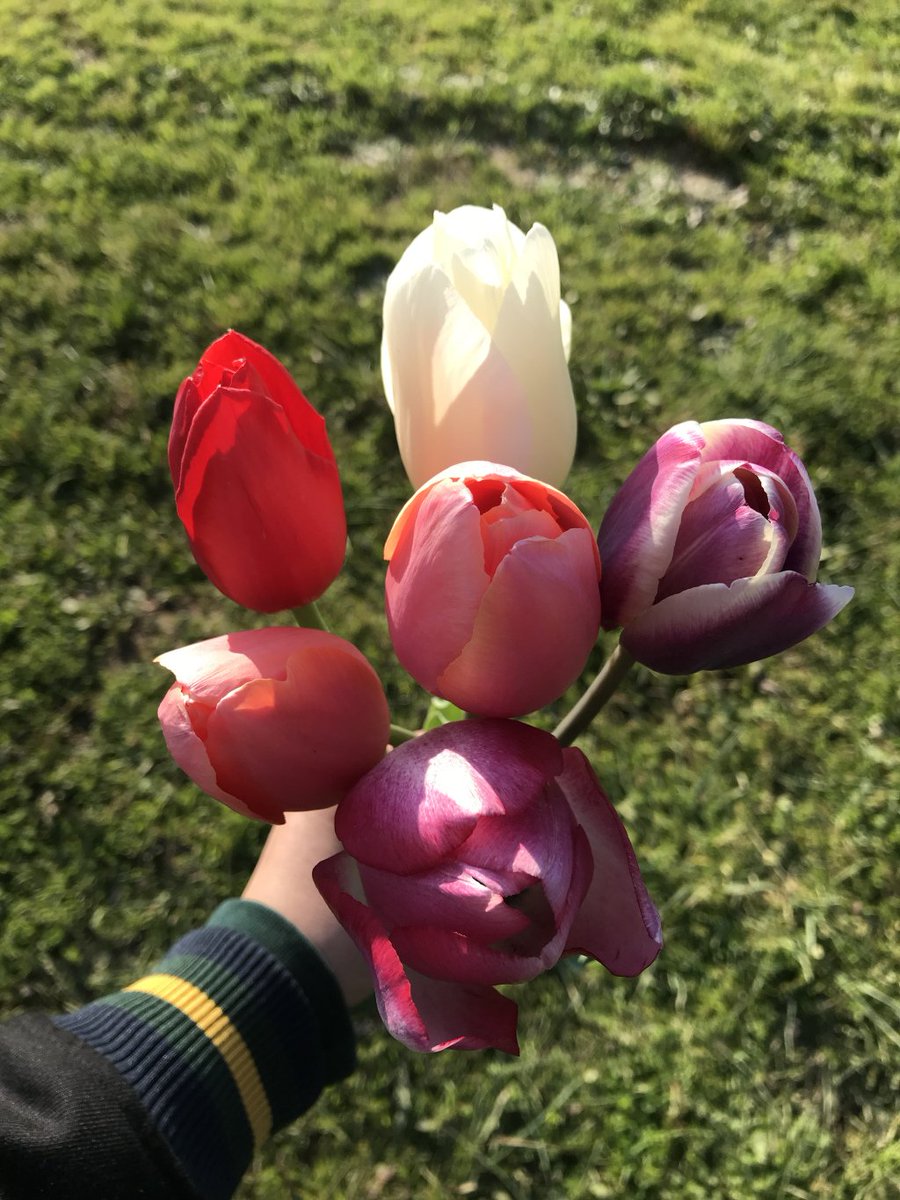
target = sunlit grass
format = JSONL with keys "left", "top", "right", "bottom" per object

{"left": 0, "top": 1, "right": 897, "bottom": 1196}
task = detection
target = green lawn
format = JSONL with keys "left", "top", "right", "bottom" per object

{"left": 1, "top": 1, "right": 897, "bottom": 1196}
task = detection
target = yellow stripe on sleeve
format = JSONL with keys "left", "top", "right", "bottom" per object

{"left": 124, "top": 973, "right": 272, "bottom": 1147}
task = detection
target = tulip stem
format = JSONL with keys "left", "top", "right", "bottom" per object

{"left": 553, "top": 643, "right": 635, "bottom": 746}
{"left": 389, "top": 723, "right": 419, "bottom": 745}
{"left": 292, "top": 602, "right": 330, "bottom": 632}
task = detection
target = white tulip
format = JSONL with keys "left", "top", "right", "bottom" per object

{"left": 381, "top": 204, "right": 576, "bottom": 489}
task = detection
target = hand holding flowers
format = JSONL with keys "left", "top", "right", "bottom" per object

{"left": 155, "top": 202, "right": 852, "bottom": 1055}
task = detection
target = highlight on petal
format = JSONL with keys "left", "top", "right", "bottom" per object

{"left": 336, "top": 720, "right": 563, "bottom": 875}
{"left": 621, "top": 573, "right": 855, "bottom": 674}
{"left": 385, "top": 479, "right": 489, "bottom": 691}
{"left": 490, "top": 259, "right": 577, "bottom": 487}
{"left": 157, "top": 684, "right": 274, "bottom": 822}
{"left": 598, "top": 421, "right": 705, "bottom": 628}
{"left": 357, "top": 861, "right": 533, "bottom": 942}
{"left": 156, "top": 627, "right": 318, "bottom": 703}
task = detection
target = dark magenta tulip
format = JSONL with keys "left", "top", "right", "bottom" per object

{"left": 170, "top": 330, "right": 346, "bottom": 612}
{"left": 314, "top": 719, "right": 661, "bottom": 1054}
{"left": 597, "top": 419, "right": 853, "bottom": 673}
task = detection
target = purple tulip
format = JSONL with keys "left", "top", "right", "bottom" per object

{"left": 597, "top": 419, "right": 853, "bottom": 673}
{"left": 313, "top": 719, "right": 661, "bottom": 1054}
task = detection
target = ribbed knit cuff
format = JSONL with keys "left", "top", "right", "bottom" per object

{"left": 55, "top": 899, "right": 356, "bottom": 1200}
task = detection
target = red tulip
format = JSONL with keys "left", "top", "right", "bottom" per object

{"left": 157, "top": 628, "right": 390, "bottom": 822}
{"left": 314, "top": 719, "right": 661, "bottom": 1054}
{"left": 597, "top": 419, "right": 853, "bottom": 673}
{"left": 170, "top": 330, "right": 346, "bottom": 612}
{"left": 384, "top": 462, "right": 602, "bottom": 717}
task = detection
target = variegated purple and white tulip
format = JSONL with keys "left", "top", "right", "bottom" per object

{"left": 314, "top": 719, "right": 661, "bottom": 1054}
{"left": 597, "top": 419, "right": 853, "bottom": 674}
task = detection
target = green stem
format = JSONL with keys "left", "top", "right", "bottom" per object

{"left": 389, "top": 723, "right": 419, "bottom": 745}
{"left": 553, "top": 642, "right": 635, "bottom": 747}
{"left": 291, "top": 602, "right": 330, "bottom": 632}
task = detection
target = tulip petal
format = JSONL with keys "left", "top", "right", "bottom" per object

{"left": 157, "top": 683, "right": 275, "bottom": 822}
{"left": 558, "top": 749, "right": 662, "bottom": 975}
{"left": 559, "top": 299, "right": 572, "bottom": 362}
{"left": 383, "top": 264, "right": 534, "bottom": 488}
{"left": 384, "top": 460, "right": 514, "bottom": 558}
{"left": 622, "top": 573, "right": 855, "bottom": 674}
{"left": 598, "top": 422, "right": 705, "bottom": 628}
{"left": 195, "top": 330, "right": 334, "bottom": 460}
{"left": 385, "top": 479, "right": 489, "bottom": 690}
{"left": 203, "top": 639, "right": 389, "bottom": 814}
{"left": 156, "top": 627, "right": 317, "bottom": 704}
{"left": 357, "top": 861, "right": 533, "bottom": 941}
{"left": 657, "top": 476, "right": 790, "bottom": 600}
{"left": 389, "top": 824, "right": 593, "bottom": 985}
{"left": 698, "top": 420, "right": 822, "bottom": 578}
{"left": 437, "top": 527, "right": 601, "bottom": 716}
{"left": 336, "top": 720, "right": 563, "bottom": 875}
{"left": 490, "top": 251, "right": 577, "bottom": 488}
{"left": 314, "top": 853, "right": 520, "bottom": 1054}
{"left": 479, "top": 484, "right": 562, "bottom": 576}
{"left": 456, "top": 794, "right": 576, "bottom": 921}
{"left": 390, "top": 925, "right": 545, "bottom": 985}
{"left": 176, "top": 386, "right": 346, "bottom": 611}
{"left": 168, "top": 377, "right": 203, "bottom": 491}
{"left": 521, "top": 222, "right": 562, "bottom": 322}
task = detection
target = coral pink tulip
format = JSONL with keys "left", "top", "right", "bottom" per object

{"left": 314, "top": 719, "right": 661, "bottom": 1054}
{"left": 170, "top": 330, "right": 346, "bottom": 612}
{"left": 597, "top": 419, "right": 853, "bottom": 673}
{"left": 385, "top": 462, "right": 602, "bottom": 717}
{"left": 157, "top": 628, "right": 389, "bottom": 822}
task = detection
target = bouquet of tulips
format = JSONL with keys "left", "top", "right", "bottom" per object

{"left": 158, "top": 204, "right": 853, "bottom": 1055}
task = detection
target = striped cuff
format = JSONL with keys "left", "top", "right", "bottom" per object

{"left": 55, "top": 899, "right": 356, "bottom": 1200}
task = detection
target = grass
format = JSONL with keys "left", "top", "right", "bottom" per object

{"left": 0, "top": 1, "right": 898, "bottom": 1196}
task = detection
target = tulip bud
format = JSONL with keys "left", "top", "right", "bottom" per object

{"left": 381, "top": 204, "right": 576, "bottom": 489}
{"left": 156, "top": 628, "right": 390, "bottom": 821}
{"left": 170, "top": 330, "right": 346, "bottom": 612}
{"left": 385, "top": 462, "right": 602, "bottom": 717}
{"left": 597, "top": 419, "right": 854, "bottom": 673}
{"left": 314, "top": 719, "right": 661, "bottom": 1053}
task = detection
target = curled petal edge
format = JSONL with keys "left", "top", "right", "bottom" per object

{"left": 313, "top": 852, "right": 520, "bottom": 1054}
{"left": 621, "top": 573, "right": 854, "bottom": 674}
{"left": 559, "top": 748, "right": 662, "bottom": 975}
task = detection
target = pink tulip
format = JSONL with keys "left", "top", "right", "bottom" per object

{"left": 156, "top": 628, "right": 390, "bottom": 822}
{"left": 384, "top": 462, "right": 602, "bottom": 717}
{"left": 597, "top": 419, "right": 853, "bottom": 673}
{"left": 170, "top": 330, "right": 346, "bottom": 612}
{"left": 315, "top": 719, "right": 661, "bottom": 1053}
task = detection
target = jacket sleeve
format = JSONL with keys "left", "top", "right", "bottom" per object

{"left": 0, "top": 899, "right": 357, "bottom": 1200}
